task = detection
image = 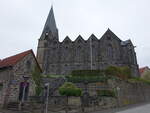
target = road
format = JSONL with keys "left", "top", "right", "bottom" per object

{"left": 117, "top": 104, "right": 150, "bottom": 113}
{"left": 93, "top": 103, "right": 150, "bottom": 113}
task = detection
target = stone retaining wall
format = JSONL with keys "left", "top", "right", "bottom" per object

{"left": 47, "top": 79, "right": 150, "bottom": 109}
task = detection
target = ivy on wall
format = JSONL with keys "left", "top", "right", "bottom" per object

{"left": 31, "top": 66, "right": 42, "bottom": 96}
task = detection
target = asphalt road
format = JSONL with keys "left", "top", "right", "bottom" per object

{"left": 117, "top": 104, "right": 150, "bottom": 113}
{"left": 93, "top": 103, "right": 150, "bottom": 113}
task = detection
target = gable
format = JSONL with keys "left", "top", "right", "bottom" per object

{"left": 0, "top": 50, "right": 42, "bottom": 72}
{"left": 62, "top": 36, "right": 72, "bottom": 44}
{"left": 75, "top": 35, "right": 85, "bottom": 43}
{"left": 87, "top": 34, "right": 98, "bottom": 42}
{"left": 100, "top": 29, "right": 122, "bottom": 42}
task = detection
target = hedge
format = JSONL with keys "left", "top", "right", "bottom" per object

{"left": 67, "top": 75, "right": 108, "bottom": 83}
{"left": 59, "top": 82, "right": 82, "bottom": 96}
{"left": 71, "top": 66, "right": 131, "bottom": 80}
{"left": 128, "top": 77, "right": 150, "bottom": 85}
{"left": 71, "top": 70, "right": 105, "bottom": 77}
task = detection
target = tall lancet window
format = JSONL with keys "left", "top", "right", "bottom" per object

{"left": 107, "top": 44, "right": 113, "bottom": 59}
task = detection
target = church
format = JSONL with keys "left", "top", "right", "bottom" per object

{"left": 37, "top": 7, "right": 139, "bottom": 77}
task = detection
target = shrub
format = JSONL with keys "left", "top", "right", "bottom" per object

{"left": 105, "top": 66, "right": 131, "bottom": 80}
{"left": 59, "top": 82, "right": 82, "bottom": 96}
{"left": 59, "top": 82, "right": 82, "bottom": 113}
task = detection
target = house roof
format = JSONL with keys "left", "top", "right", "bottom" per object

{"left": 139, "top": 66, "right": 149, "bottom": 74}
{"left": 0, "top": 50, "right": 42, "bottom": 72}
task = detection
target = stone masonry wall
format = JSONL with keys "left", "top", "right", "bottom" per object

{"left": 37, "top": 29, "right": 140, "bottom": 77}
{"left": 6, "top": 53, "right": 37, "bottom": 103}
{"left": 0, "top": 68, "right": 13, "bottom": 106}
{"left": 50, "top": 79, "right": 150, "bottom": 107}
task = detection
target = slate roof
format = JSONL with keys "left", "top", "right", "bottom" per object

{"left": 0, "top": 50, "right": 42, "bottom": 72}
{"left": 41, "top": 6, "right": 57, "bottom": 37}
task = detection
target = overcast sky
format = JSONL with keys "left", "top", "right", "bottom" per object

{"left": 0, "top": 0, "right": 150, "bottom": 67}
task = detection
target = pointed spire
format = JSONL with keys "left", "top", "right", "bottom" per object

{"left": 41, "top": 6, "right": 58, "bottom": 37}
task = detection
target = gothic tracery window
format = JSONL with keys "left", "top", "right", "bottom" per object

{"left": 107, "top": 44, "right": 113, "bottom": 59}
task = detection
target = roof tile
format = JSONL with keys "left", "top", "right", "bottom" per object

{"left": 0, "top": 50, "right": 32, "bottom": 68}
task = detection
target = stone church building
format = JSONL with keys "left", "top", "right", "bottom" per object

{"left": 37, "top": 7, "right": 139, "bottom": 77}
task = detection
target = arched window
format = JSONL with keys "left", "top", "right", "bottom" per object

{"left": 107, "top": 44, "right": 113, "bottom": 59}
{"left": 76, "top": 46, "right": 82, "bottom": 62}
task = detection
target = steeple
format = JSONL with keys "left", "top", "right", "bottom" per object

{"left": 41, "top": 6, "right": 58, "bottom": 39}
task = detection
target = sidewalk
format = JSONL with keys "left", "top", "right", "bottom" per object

{"left": 93, "top": 102, "right": 150, "bottom": 113}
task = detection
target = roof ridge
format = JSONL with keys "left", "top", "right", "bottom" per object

{"left": 1, "top": 49, "right": 32, "bottom": 61}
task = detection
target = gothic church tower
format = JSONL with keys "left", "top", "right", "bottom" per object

{"left": 37, "top": 6, "right": 59, "bottom": 74}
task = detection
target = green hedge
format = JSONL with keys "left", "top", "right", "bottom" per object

{"left": 71, "top": 70, "right": 105, "bottom": 77}
{"left": 128, "top": 77, "right": 150, "bottom": 85}
{"left": 67, "top": 75, "right": 108, "bottom": 83}
{"left": 71, "top": 66, "right": 131, "bottom": 80}
{"left": 105, "top": 66, "right": 131, "bottom": 80}
{"left": 97, "top": 90, "right": 116, "bottom": 97}
{"left": 59, "top": 82, "right": 82, "bottom": 96}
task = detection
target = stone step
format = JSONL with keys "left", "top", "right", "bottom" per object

{"left": 7, "top": 102, "right": 30, "bottom": 111}
{"left": 7, "top": 102, "right": 19, "bottom": 111}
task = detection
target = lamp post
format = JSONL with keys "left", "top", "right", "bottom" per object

{"left": 116, "top": 86, "right": 120, "bottom": 107}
